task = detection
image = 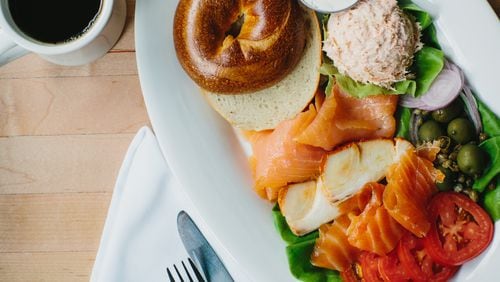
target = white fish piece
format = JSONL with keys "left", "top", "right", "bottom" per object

{"left": 280, "top": 139, "right": 401, "bottom": 236}
{"left": 321, "top": 139, "right": 396, "bottom": 201}
{"left": 279, "top": 179, "right": 340, "bottom": 236}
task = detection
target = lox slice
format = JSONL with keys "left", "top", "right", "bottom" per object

{"left": 248, "top": 105, "right": 325, "bottom": 200}
{"left": 383, "top": 140, "right": 444, "bottom": 237}
{"left": 311, "top": 182, "right": 404, "bottom": 271}
{"left": 346, "top": 183, "right": 405, "bottom": 255}
{"left": 295, "top": 85, "right": 398, "bottom": 151}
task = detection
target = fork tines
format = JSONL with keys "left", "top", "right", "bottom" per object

{"left": 167, "top": 258, "right": 205, "bottom": 282}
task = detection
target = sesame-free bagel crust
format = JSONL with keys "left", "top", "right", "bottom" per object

{"left": 174, "top": 0, "right": 306, "bottom": 94}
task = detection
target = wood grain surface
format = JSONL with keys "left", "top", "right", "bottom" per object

{"left": 0, "top": 0, "right": 498, "bottom": 281}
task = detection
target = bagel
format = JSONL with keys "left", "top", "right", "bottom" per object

{"left": 173, "top": 0, "right": 306, "bottom": 94}
{"left": 203, "top": 9, "right": 322, "bottom": 131}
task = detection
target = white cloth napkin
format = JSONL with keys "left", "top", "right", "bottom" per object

{"left": 90, "top": 127, "right": 194, "bottom": 282}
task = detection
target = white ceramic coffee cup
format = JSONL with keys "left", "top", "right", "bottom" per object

{"left": 0, "top": 0, "right": 126, "bottom": 66}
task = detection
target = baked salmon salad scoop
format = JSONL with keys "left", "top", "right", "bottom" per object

{"left": 323, "top": 0, "right": 421, "bottom": 88}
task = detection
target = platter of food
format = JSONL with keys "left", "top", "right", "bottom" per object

{"left": 135, "top": 0, "right": 500, "bottom": 280}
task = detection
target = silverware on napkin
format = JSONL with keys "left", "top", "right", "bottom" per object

{"left": 177, "top": 211, "right": 234, "bottom": 282}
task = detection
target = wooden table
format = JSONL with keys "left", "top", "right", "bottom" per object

{"left": 0, "top": 1, "right": 498, "bottom": 281}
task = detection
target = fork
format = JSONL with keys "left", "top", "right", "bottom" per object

{"left": 166, "top": 258, "right": 205, "bottom": 282}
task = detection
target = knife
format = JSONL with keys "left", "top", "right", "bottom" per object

{"left": 177, "top": 211, "right": 234, "bottom": 282}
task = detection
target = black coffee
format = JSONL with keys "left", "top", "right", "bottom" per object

{"left": 8, "top": 0, "right": 102, "bottom": 44}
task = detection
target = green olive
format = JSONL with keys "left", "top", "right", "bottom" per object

{"left": 418, "top": 120, "right": 445, "bottom": 142}
{"left": 432, "top": 100, "right": 462, "bottom": 123}
{"left": 436, "top": 166, "right": 455, "bottom": 191}
{"left": 447, "top": 118, "right": 475, "bottom": 144}
{"left": 457, "top": 144, "right": 486, "bottom": 176}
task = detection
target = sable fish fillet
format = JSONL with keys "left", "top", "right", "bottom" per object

{"left": 296, "top": 85, "right": 398, "bottom": 150}
{"left": 248, "top": 105, "right": 326, "bottom": 200}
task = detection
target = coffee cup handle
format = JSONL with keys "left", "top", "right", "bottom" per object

{"left": 0, "top": 29, "right": 30, "bottom": 66}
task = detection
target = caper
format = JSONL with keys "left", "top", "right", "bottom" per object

{"left": 449, "top": 151, "right": 458, "bottom": 161}
{"left": 470, "top": 190, "right": 479, "bottom": 202}
{"left": 479, "top": 133, "right": 488, "bottom": 142}
{"left": 437, "top": 153, "right": 447, "bottom": 164}
{"left": 464, "top": 189, "right": 479, "bottom": 202}
{"left": 432, "top": 100, "right": 462, "bottom": 123}
{"left": 436, "top": 166, "right": 455, "bottom": 191}
{"left": 442, "top": 160, "right": 453, "bottom": 169}
{"left": 457, "top": 144, "right": 486, "bottom": 176}
{"left": 450, "top": 165, "right": 460, "bottom": 173}
{"left": 454, "top": 183, "right": 464, "bottom": 192}
{"left": 465, "top": 178, "right": 473, "bottom": 187}
{"left": 418, "top": 120, "right": 444, "bottom": 142}
{"left": 457, "top": 174, "right": 466, "bottom": 183}
{"left": 447, "top": 118, "right": 475, "bottom": 144}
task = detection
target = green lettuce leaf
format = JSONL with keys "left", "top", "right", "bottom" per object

{"left": 319, "top": 13, "right": 330, "bottom": 41}
{"left": 411, "top": 46, "right": 444, "bottom": 96}
{"left": 335, "top": 73, "right": 414, "bottom": 98}
{"left": 473, "top": 137, "right": 500, "bottom": 192}
{"left": 398, "top": 0, "right": 432, "bottom": 29}
{"left": 473, "top": 100, "right": 500, "bottom": 192}
{"left": 320, "top": 61, "right": 415, "bottom": 98}
{"left": 478, "top": 98, "right": 500, "bottom": 137}
{"left": 421, "top": 24, "right": 441, "bottom": 50}
{"left": 287, "top": 239, "right": 341, "bottom": 282}
{"left": 396, "top": 106, "right": 412, "bottom": 139}
{"left": 272, "top": 205, "right": 340, "bottom": 281}
{"left": 483, "top": 181, "right": 500, "bottom": 221}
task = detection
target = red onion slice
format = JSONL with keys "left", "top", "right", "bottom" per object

{"left": 409, "top": 110, "right": 419, "bottom": 145}
{"left": 399, "top": 94, "right": 430, "bottom": 109}
{"left": 460, "top": 86, "right": 483, "bottom": 134}
{"left": 400, "top": 59, "right": 464, "bottom": 111}
{"left": 419, "top": 69, "right": 463, "bottom": 109}
{"left": 443, "top": 60, "right": 465, "bottom": 88}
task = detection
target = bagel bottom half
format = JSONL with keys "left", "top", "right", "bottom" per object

{"left": 203, "top": 9, "right": 321, "bottom": 131}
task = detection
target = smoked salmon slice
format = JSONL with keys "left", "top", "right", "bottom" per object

{"left": 248, "top": 105, "right": 326, "bottom": 200}
{"left": 296, "top": 85, "right": 398, "bottom": 150}
{"left": 383, "top": 143, "right": 444, "bottom": 237}
{"left": 311, "top": 182, "right": 404, "bottom": 270}
{"left": 311, "top": 215, "right": 359, "bottom": 272}
{"left": 346, "top": 183, "right": 405, "bottom": 255}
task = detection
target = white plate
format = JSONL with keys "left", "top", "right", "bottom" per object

{"left": 135, "top": 0, "right": 500, "bottom": 281}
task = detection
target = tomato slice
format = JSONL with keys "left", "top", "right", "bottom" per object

{"left": 398, "top": 233, "right": 457, "bottom": 282}
{"left": 358, "top": 252, "right": 383, "bottom": 282}
{"left": 340, "top": 264, "right": 361, "bottom": 282}
{"left": 424, "top": 192, "right": 494, "bottom": 266}
{"left": 377, "top": 250, "right": 407, "bottom": 282}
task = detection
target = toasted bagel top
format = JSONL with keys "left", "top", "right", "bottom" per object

{"left": 174, "top": 0, "right": 306, "bottom": 94}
